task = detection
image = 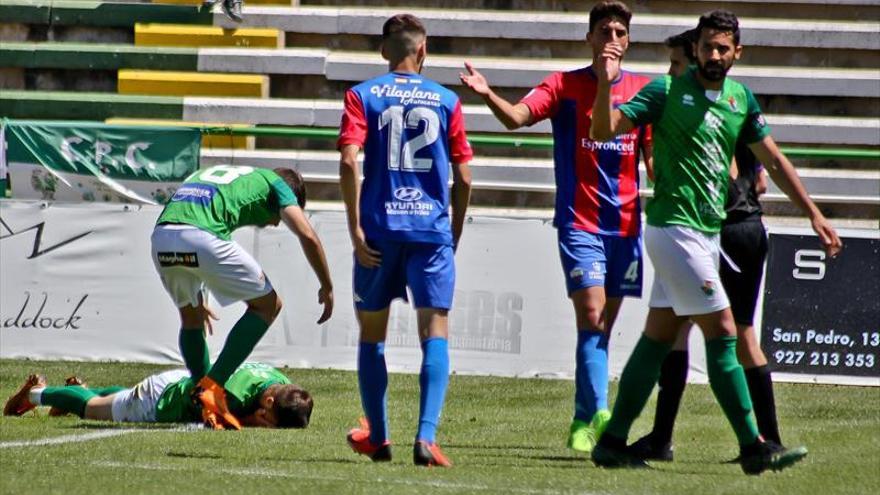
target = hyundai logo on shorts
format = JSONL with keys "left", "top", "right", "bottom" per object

{"left": 393, "top": 187, "right": 423, "bottom": 202}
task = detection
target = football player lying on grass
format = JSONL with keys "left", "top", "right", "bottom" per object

{"left": 3, "top": 362, "right": 311, "bottom": 429}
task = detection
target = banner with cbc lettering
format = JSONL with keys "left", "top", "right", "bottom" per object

{"left": 0, "top": 120, "right": 200, "bottom": 204}
{"left": 761, "top": 231, "right": 879, "bottom": 384}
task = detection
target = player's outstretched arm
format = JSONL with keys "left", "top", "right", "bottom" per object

{"left": 749, "top": 136, "right": 843, "bottom": 257}
{"left": 590, "top": 43, "right": 635, "bottom": 141}
{"left": 339, "top": 144, "right": 381, "bottom": 268}
{"left": 460, "top": 62, "right": 532, "bottom": 130}
{"left": 450, "top": 161, "right": 473, "bottom": 251}
{"left": 280, "top": 206, "right": 334, "bottom": 323}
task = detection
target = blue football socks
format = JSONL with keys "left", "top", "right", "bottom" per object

{"left": 358, "top": 341, "right": 389, "bottom": 445}
{"left": 417, "top": 337, "right": 450, "bottom": 443}
{"left": 574, "top": 330, "right": 609, "bottom": 422}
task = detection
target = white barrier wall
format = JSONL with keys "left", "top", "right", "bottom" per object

{"left": 19, "top": 200, "right": 880, "bottom": 385}
{"left": 2, "top": 201, "right": 711, "bottom": 381}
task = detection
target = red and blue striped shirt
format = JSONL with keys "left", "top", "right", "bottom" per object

{"left": 521, "top": 67, "right": 650, "bottom": 237}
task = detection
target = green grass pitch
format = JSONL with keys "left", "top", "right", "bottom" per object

{"left": 1, "top": 359, "right": 877, "bottom": 495}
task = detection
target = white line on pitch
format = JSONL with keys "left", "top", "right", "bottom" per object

{"left": 0, "top": 426, "right": 199, "bottom": 449}
{"left": 86, "top": 460, "right": 592, "bottom": 495}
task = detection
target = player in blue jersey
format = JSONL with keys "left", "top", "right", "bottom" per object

{"left": 337, "top": 14, "right": 474, "bottom": 467}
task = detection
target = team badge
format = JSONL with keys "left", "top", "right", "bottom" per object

{"left": 701, "top": 280, "right": 715, "bottom": 297}
{"left": 727, "top": 95, "right": 738, "bottom": 112}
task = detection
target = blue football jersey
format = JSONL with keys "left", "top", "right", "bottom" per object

{"left": 339, "top": 72, "right": 472, "bottom": 245}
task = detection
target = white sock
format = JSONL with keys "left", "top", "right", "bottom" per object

{"left": 28, "top": 388, "right": 45, "bottom": 405}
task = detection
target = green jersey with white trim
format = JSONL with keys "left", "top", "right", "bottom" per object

{"left": 155, "top": 362, "right": 292, "bottom": 423}
{"left": 618, "top": 68, "right": 770, "bottom": 233}
{"left": 157, "top": 165, "right": 298, "bottom": 240}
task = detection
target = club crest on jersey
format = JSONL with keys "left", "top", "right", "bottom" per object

{"left": 701, "top": 280, "right": 716, "bottom": 297}
{"left": 393, "top": 186, "right": 423, "bottom": 202}
{"left": 727, "top": 95, "right": 739, "bottom": 112}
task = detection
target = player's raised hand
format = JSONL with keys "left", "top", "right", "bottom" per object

{"left": 811, "top": 215, "right": 843, "bottom": 258}
{"left": 460, "top": 61, "right": 491, "bottom": 96}
{"left": 594, "top": 42, "right": 624, "bottom": 84}
{"left": 316, "top": 285, "right": 333, "bottom": 324}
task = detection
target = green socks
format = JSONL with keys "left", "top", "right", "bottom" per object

{"left": 180, "top": 328, "right": 211, "bottom": 381}
{"left": 39, "top": 386, "right": 97, "bottom": 418}
{"left": 706, "top": 336, "right": 760, "bottom": 446}
{"left": 207, "top": 311, "right": 270, "bottom": 385}
{"left": 605, "top": 335, "right": 672, "bottom": 440}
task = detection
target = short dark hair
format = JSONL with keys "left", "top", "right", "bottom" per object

{"left": 588, "top": 1, "right": 632, "bottom": 34}
{"left": 273, "top": 384, "right": 314, "bottom": 429}
{"left": 696, "top": 9, "right": 740, "bottom": 45}
{"left": 273, "top": 167, "right": 306, "bottom": 209}
{"left": 381, "top": 14, "right": 427, "bottom": 62}
{"left": 665, "top": 28, "right": 697, "bottom": 62}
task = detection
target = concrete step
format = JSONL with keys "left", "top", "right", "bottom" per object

{"left": 0, "top": 0, "right": 212, "bottom": 26}
{"left": 221, "top": 6, "right": 880, "bottom": 51}
{"left": 5, "top": 43, "right": 876, "bottom": 100}
{"left": 105, "top": 117, "right": 256, "bottom": 149}
{"left": 199, "top": 148, "right": 880, "bottom": 206}
{"left": 3, "top": 90, "right": 877, "bottom": 146}
{"left": 117, "top": 69, "right": 269, "bottom": 97}
{"left": 300, "top": 0, "right": 880, "bottom": 22}
{"left": 135, "top": 23, "right": 283, "bottom": 48}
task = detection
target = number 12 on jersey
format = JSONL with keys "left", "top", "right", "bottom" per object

{"left": 379, "top": 105, "right": 439, "bottom": 172}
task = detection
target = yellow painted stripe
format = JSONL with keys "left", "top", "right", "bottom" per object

{"left": 106, "top": 118, "right": 255, "bottom": 149}
{"left": 151, "top": 0, "right": 290, "bottom": 4}
{"left": 118, "top": 70, "right": 268, "bottom": 98}
{"left": 135, "top": 23, "right": 282, "bottom": 48}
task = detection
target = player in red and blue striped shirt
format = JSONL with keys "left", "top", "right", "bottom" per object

{"left": 461, "top": 0, "right": 650, "bottom": 453}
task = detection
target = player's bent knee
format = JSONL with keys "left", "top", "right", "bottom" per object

{"left": 179, "top": 305, "right": 205, "bottom": 329}
{"left": 575, "top": 306, "right": 605, "bottom": 332}
{"left": 247, "top": 291, "right": 282, "bottom": 325}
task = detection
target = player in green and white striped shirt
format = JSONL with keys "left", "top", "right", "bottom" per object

{"left": 152, "top": 165, "right": 333, "bottom": 431}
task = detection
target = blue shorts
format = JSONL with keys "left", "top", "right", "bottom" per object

{"left": 557, "top": 227, "right": 643, "bottom": 298}
{"left": 353, "top": 239, "right": 455, "bottom": 311}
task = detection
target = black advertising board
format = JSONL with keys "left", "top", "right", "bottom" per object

{"left": 761, "top": 233, "right": 879, "bottom": 378}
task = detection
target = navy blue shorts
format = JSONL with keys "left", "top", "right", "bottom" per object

{"left": 557, "top": 227, "right": 643, "bottom": 298}
{"left": 353, "top": 239, "right": 455, "bottom": 311}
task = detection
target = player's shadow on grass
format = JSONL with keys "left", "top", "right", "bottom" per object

{"left": 166, "top": 451, "right": 224, "bottom": 460}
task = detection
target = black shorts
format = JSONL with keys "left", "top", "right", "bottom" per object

{"left": 720, "top": 219, "right": 767, "bottom": 326}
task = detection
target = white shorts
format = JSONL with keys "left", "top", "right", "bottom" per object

{"left": 111, "top": 369, "right": 190, "bottom": 422}
{"left": 151, "top": 224, "right": 273, "bottom": 308}
{"left": 646, "top": 225, "right": 730, "bottom": 316}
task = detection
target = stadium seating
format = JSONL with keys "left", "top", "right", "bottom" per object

{"left": 134, "top": 23, "right": 284, "bottom": 48}
{"left": 1, "top": 0, "right": 878, "bottom": 217}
